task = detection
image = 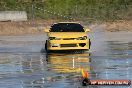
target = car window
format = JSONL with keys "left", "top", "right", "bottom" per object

{"left": 50, "top": 23, "right": 84, "bottom": 32}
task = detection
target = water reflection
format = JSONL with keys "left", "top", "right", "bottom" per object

{"left": 46, "top": 53, "right": 91, "bottom": 73}
{"left": 26, "top": 52, "right": 96, "bottom": 88}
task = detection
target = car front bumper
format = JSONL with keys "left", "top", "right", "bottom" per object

{"left": 47, "top": 40, "right": 90, "bottom": 51}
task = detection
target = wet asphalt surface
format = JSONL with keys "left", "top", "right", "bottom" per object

{"left": 0, "top": 31, "right": 132, "bottom": 88}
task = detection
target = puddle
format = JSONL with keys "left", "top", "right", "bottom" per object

{"left": 0, "top": 32, "right": 132, "bottom": 88}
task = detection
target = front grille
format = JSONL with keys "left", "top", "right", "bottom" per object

{"left": 61, "top": 44, "right": 77, "bottom": 47}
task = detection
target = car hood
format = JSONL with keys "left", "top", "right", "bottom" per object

{"left": 48, "top": 32, "right": 87, "bottom": 38}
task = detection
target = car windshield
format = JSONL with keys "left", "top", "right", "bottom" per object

{"left": 50, "top": 23, "right": 84, "bottom": 32}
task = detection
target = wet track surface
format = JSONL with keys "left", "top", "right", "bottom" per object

{"left": 0, "top": 31, "right": 132, "bottom": 88}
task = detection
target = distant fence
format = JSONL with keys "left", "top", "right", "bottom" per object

{"left": 0, "top": 11, "right": 27, "bottom": 21}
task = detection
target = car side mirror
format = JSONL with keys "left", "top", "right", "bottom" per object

{"left": 85, "top": 28, "right": 90, "bottom": 32}
{"left": 44, "top": 29, "right": 49, "bottom": 32}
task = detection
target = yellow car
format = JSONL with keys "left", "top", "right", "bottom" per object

{"left": 44, "top": 22, "right": 91, "bottom": 53}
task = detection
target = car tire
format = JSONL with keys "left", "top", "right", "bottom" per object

{"left": 45, "top": 40, "right": 49, "bottom": 53}
{"left": 89, "top": 39, "right": 91, "bottom": 49}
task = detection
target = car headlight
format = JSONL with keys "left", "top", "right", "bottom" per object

{"left": 49, "top": 37, "right": 61, "bottom": 40}
{"left": 51, "top": 44, "right": 60, "bottom": 47}
{"left": 55, "top": 38, "right": 61, "bottom": 40}
{"left": 77, "top": 36, "right": 87, "bottom": 40}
